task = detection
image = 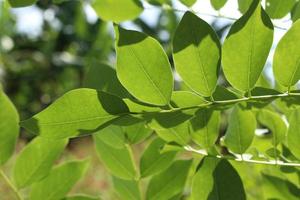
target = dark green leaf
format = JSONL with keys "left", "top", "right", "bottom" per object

{"left": 8, "top": 0, "right": 36, "bottom": 7}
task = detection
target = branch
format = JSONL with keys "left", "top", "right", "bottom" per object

{"left": 0, "top": 169, "right": 23, "bottom": 200}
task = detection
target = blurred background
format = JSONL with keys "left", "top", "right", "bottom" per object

{"left": 0, "top": 0, "right": 298, "bottom": 199}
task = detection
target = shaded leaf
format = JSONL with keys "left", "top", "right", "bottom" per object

{"left": 8, "top": 0, "right": 36, "bottom": 7}
{"left": 265, "top": 0, "right": 296, "bottom": 19}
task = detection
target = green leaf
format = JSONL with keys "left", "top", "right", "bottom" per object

{"left": 146, "top": 160, "right": 192, "bottom": 200}
{"left": 179, "top": 0, "right": 196, "bottom": 7}
{"left": 29, "top": 159, "right": 90, "bottom": 200}
{"left": 63, "top": 194, "right": 101, "bottom": 200}
{"left": 222, "top": 0, "right": 273, "bottom": 93}
{"left": 92, "top": 0, "right": 143, "bottom": 23}
{"left": 0, "top": 91, "right": 19, "bottom": 165}
{"left": 190, "top": 109, "right": 220, "bottom": 150}
{"left": 147, "top": 0, "right": 169, "bottom": 5}
{"left": 93, "top": 134, "right": 137, "bottom": 180}
{"left": 265, "top": 0, "right": 296, "bottom": 19}
{"left": 210, "top": 0, "right": 227, "bottom": 10}
{"left": 224, "top": 105, "right": 256, "bottom": 154}
{"left": 115, "top": 26, "right": 173, "bottom": 106}
{"left": 192, "top": 157, "right": 246, "bottom": 200}
{"left": 124, "top": 122, "right": 152, "bottom": 144}
{"left": 21, "top": 89, "right": 129, "bottom": 139}
{"left": 8, "top": 0, "right": 36, "bottom": 7}
{"left": 13, "top": 137, "right": 67, "bottom": 188}
{"left": 291, "top": 2, "right": 300, "bottom": 22}
{"left": 93, "top": 125, "right": 125, "bottom": 149}
{"left": 287, "top": 108, "right": 300, "bottom": 159}
{"left": 170, "top": 91, "right": 207, "bottom": 108}
{"left": 257, "top": 109, "right": 287, "bottom": 146}
{"left": 238, "top": 0, "right": 253, "bottom": 13}
{"left": 140, "top": 138, "right": 177, "bottom": 178}
{"left": 83, "top": 62, "right": 129, "bottom": 98}
{"left": 173, "top": 11, "right": 221, "bottom": 97}
{"left": 273, "top": 20, "right": 300, "bottom": 89}
{"left": 112, "top": 176, "right": 141, "bottom": 200}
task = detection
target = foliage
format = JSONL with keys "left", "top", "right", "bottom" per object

{"left": 1, "top": 0, "right": 300, "bottom": 199}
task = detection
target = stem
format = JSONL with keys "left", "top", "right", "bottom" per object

{"left": 0, "top": 169, "right": 23, "bottom": 200}
{"left": 184, "top": 146, "right": 300, "bottom": 167}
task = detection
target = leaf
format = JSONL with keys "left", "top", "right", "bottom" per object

{"left": 112, "top": 176, "right": 141, "bottom": 200}
{"left": 238, "top": 0, "right": 253, "bottom": 13}
{"left": 146, "top": 160, "right": 192, "bottom": 200}
{"left": 93, "top": 125, "right": 125, "bottom": 149}
{"left": 210, "top": 0, "right": 227, "bottom": 10}
{"left": 291, "top": 2, "right": 300, "bottom": 22}
{"left": 170, "top": 91, "right": 208, "bottom": 108}
{"left": 93, "top": 133, "right": 137, "bottom": 180}
{"left": 222, "top": 0, "right": 273, "bottom": 93}
{"left": 8, "top": 0, "right": 36, "bottom": 7}
{"left": 287, "top": 108, "right": 300, "bottom": 159}
{"left": 92, "top": 0, "right": 143, "bottom": 23}
{"left": 179, "top": 0, "right": 197, "bottom": 7}
{"left": 0, "top": 91, "right": 19, "bottom": 165}
{"left": 13, "top": 137, "right": 67, "bottom": 189}
{"left": 83, "top": 62, "right": 129, "bottom": 98}
{"left": 124, "top": 122, "right": 152, "bottom": 144}
{"left": 140, "top": 138, "right": 177, "bottom": 178}
{"left": 265, "top": 0, "right": 296, "bottom": 19}
{"left": 29, "top": 159, "right": 90, "bottom": 200}
{"left": 173, "top": 11, "right": 221, "bottom": 97}
{"left": 63, "top": 194, "right": 101, "bottom": 200}
{"left": 21, "top": 89, "right": 129, "bottom": 139}
{"left": 191, "top": 157, "right": 246, "bottom": 200}
{"left": 190, "top": 109, "right": 220, "bottom": 150}
{"left": 224, "top": 105, "right": 256, "bottom": 154}
{"left": 257, "top": 109, "right": 287, "bottom": 146}
{"left": 115, "top": 26, "right": 173, "bottom": 106}
{"left": 273, "top": 20, "right": 300, "bottom": 89}
{"left": 147, "top": 0, "right": 169, "bottom": 5}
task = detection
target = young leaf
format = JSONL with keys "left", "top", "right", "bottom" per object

{"left": 273, "top": 20, "right": 300, "bottom": 90}
{"left": 222, "top": 0, "right": 273, "bottom": 93}
{"left": 257, "top": 109, "right": 287, "bottom": 146}
{"left": 29, "top": 159, "right": 90, "bottom": 200}
{"left": 238, "top": 0, "right": 253, "bottom": 13}
{"left": 146, "top": 160, "right": 192, "bottom": 200}
{"left": 265, "top": 0, "right": 296, "bottom": 19}
{"left": 210, "top": 0, "right": 227, "bottom": 10}
{"left": 173, "top": 11, "right": 221, "bottom": 97}
{"left": 123, "top": 122, "right": 152, "bottom": 144}
{"left": 112, "top": 176, "right": 141, "bottom": 200}
{"left": 140, "top": 138, "right": 177, "bottom": 178}
{"left": 190, "top": 109, "right": 220, "bottom": 150}
{"left": 20, "top": 89, "right": 129, "bottom": 139}
{"left": 8, "top": 0, "right": 36, "bottom": 7}
{"left": 224, "top": 105, "right": 256, "bottom": 154}
{"left": 287, "top": 108, "right": 300, "bottom": 159}
{"left": 13, "top": 137, "right": 67, "bottom": 188}
{"left": 93, "top": 134, "right": 137, "bottom": 180}
{"left": 115, "top": 26, "right": 173, "bottom": 106}
{"left": 92, "top": 0, "right": 143, "bottom": 23}
{"left": 0, "top": 91, "right": 19, "bottom": 165}
{"left": 192, "top": 157, "right": 246, "bottom": 200}
{"left": 170, "top": 91, "right": 208, "bottom": 108}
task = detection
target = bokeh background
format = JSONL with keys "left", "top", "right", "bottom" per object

{"left": 0, "top": 0, "right": 299, "bottom": 199}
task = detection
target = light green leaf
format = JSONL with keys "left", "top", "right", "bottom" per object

{"left": 112, "top": 176, "right": 141, "bottom": 200}
{"left": 222, "top": 0, "right": 273, "bottom": 93}
{"left": 93, "top": 134, "right": 137, "bottom": 180}
{"left": 238, "top": 0, "right": 253, "bottom": 13}
{"left": 146, "top": 160, "right": 192, "bottom": 200}
{"left": 124, "top": 98, "right": 162, "bottom": 113}
{"left": 140, "top": 138, "right": 177, "bottom": 178}
{"left": 273, "top": 20, "right": 300, "bottom": 89}
{"left": 13, "top": 137, "right": 67, "bottom": 189}
{"left": 265, "top": 0, "right": 296, "bottom": 19}
{"left": 170, "top": 91, "right": 208, "bottom": 108}
{"left": 224, "top": 105, "right": 256, "bottom": 154}
{"left": 287, "top": 108, "right": 300, "bottom": 159}
{"left": 0, "top": 91, "right": 19, "bottom": 165}
{"left": 21, "top": 89, "right": 129, "bottom": 139}
{"left": 93, "top": 125, "right": 125, "bottom": 149}
{"left": 210, "top": 0, "right": 227, "bottom": 10}
{"left": 124, "top": 122, "right": 152, "bottom": 144}
{"left": 257, "top": 109, "right": 287, "bottom": 146}
{"left": 190, "top": 109, "right": 220, "bottom": 150}
{"left": 63, "top": 194, "right": 101, "bottom": 200}
{"left": 115, "top": 26, "right": 173, "bottom": 106}
{"left": 179, "top": 0, "right": 196, "bottom": 7}
{"left": 192, "top": 157, "right": 246, "bottom": 200}
{"left": 92, "top": 0, "right": 143, "bottom": 23}
{"left": 173, "top": 11, "right": 221, "bottom": 97}
{"left": 8, "top": 0, "right": 36, "bottom": 7}
{"left": 29, "top": 159, "right": 90, "bottom": 200}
